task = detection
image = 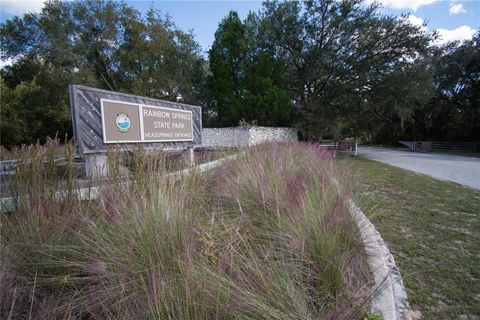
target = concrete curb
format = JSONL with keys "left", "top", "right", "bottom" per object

{"left": 348, "top": 199, "right": 410, "bottom": 320}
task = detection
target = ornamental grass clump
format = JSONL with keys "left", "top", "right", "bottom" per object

{"left": 1, "top": 142, "right": 371, "bottom": 319}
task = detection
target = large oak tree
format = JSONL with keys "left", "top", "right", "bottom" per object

{"left": 261, "top": 0, "right": 435, "bottom": 139}
{"left": 0, "top": 0, "right": 205, "bottom": 146}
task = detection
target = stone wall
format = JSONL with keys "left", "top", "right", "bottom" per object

{"left": 202, "top": 126, "right": 297, "bottom": 148}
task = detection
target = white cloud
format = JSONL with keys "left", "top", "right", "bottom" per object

{"left": 405, "top": 15, "right": 427, "bottom": 31}
{"left": 449, "top": 3, "right": 466, "bottom": 15}
{"left": 368, "top": 0, "right": 439, "bottom": 11}
{"left": 406, "top": 15, "right": 424, "bottom": 26}
{"left": 1, "top": 0, "right": 45, "bottom": 16}
{"left": 0, "top": 57, "right": 15, "bottom": 69}
{"left": 433, "top": 25, "right": 476, "bottom": 45}
{"left": 399, "top": 15, "right": 429, "bottom": 36}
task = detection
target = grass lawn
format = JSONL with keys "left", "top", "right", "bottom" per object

{"left": 337, "top": 154, "right": 480, "bottom": 319}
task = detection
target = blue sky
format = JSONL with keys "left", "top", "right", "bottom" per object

{"left": 1, "top": 0, "right": 478, "bottom": 53}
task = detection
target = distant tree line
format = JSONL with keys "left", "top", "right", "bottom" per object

{"left": 1, "top": 0, "right": 479, "bottom": 147}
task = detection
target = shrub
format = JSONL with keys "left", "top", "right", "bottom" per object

{"left": 1, "top": 142, "right": 371, "bottom": 319}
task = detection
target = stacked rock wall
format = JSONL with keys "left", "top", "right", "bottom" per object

{"left": 202, "top": 127, "right": 297, "bottom": 148}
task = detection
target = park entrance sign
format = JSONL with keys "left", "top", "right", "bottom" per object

{"left": 69, "top": 85, "right": 201, "bottom": 155}
{"left": 101, "top": 100, "right": 194, "bottom": 143}
{"left": 69, "top": 85, "right": 201, "bottom": 177}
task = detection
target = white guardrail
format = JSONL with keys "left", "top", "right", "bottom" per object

{"left": 0, "top": 154, "right": 238, "bottom": 213}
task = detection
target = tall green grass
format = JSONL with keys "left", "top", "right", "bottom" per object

{"left": 1, "top": 142, "right": 371, "bottom": 319}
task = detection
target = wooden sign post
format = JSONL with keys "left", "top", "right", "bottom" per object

{"left": 69, "top": 85, "right": 202, "bottom": 177}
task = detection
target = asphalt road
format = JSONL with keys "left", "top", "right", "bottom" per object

{"left": 357, "top": 146, "right": 480, "bottom": 190}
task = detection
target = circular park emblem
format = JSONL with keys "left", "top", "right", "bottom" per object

{"left": 115, "top": 113, "right": 130, "bottom": 132}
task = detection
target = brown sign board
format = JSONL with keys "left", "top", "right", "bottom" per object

{"left": 101, "top": 100, "right": 193, "bottom": 143}
{"left": 69, "top": 85, "right": 201, "bottom": 154}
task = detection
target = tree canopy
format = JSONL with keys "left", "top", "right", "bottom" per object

{"left": 259, "top": 0, "right": 435, "bottom": 139}
{"left": 1, "top": 0, "right": 478, "bottom": 147}
{"left": 0, "top": 0, "right": 205, "bottom": 146}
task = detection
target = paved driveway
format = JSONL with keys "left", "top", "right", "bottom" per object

{"left": 358, "top": 146, "right": 480, "bottom": 190}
